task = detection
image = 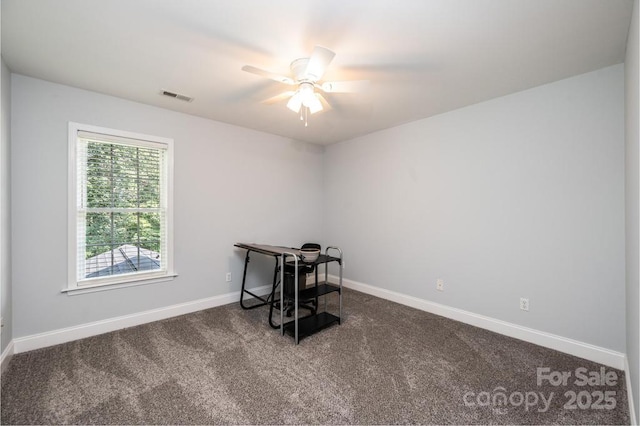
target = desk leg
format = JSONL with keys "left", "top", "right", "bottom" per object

{"left": 280, "top": 255, "right": 284, "bottom": 336}
{"left": 239, "top": 251, "right": 251, "bottom": 309}
{"left": 339, "top": 259, "right": 343, "bottom": 324}
{"left": 294, "top": 254, "right": 299, "bottom": 344}
{"left": 240, "top": 251, "right": 280, "bottom": 311}
{"left": 268, "top": 257, "right": 282, "bottom": 328}
{"left": 316, "top": 267, "right": 321, "bottom": 312}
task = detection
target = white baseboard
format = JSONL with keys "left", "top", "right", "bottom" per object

{"left": 326, "top": 274, "right": 626, "bottom": 370}
{"left": 1, "top": 340, "right": 14, "bottom": 374}
{"left": 13, "top": 285, "right": 272, "bottom": 354}
{"left": 626, "top": 356, "right": 638, "bottom": 425}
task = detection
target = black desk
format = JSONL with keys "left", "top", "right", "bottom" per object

{"left": 234, "top": 242, "right": 343, "bottom": 344}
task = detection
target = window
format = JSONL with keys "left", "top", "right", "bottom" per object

{"left": 67, "top": 123, "right": 174, "bottom": 292}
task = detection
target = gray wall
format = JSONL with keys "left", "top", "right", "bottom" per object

{"left": 10, "top": 74, "right": 324, "bottom": 338}
{"left": 625, "top": 0, "right": 640, "bottom": 420}
{"left": 7, "top": 62, "right": 630, "bottom": 358}
{"left": 325, "top": 65, "right": 626, "bottom": 352}
{"left": 1, "top": 57, "right": 12, "bottom": 353}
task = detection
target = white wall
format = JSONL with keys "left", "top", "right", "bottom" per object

{"left": 625, "top": 0, "right": 640, "bottom": 420}
{"left": 325, "top": 65, "right": 625, "bottom": 352}
{"left": 10, "top": 74, "right": 324, "bottom": 338}
{"left": 1, "top": 57, "right": 12, "bottom": 353}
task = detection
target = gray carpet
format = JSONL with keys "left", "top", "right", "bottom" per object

{"left": 1, "top": 288, "right": 630, "bottom": 424}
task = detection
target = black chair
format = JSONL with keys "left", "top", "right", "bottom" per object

{"left": 283, "top": 243, "right": 321, "bottom": 317}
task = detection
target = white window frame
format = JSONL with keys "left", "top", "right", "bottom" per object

{"left": 66, "top": 122, "right": 175, "bottom": 294}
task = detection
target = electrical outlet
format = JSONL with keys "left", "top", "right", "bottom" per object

{"left": 520, "top": 297, "right": 529, "bottom": 311}
{"left": 436, "top": 279, "right": 444, "bottom": 291}
{"left": 225, "top": 272, "right": 232, "bottom": 282}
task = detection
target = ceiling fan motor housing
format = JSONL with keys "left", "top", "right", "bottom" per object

{"left": 290, "top": 58, "right": 312, "bottom": 82}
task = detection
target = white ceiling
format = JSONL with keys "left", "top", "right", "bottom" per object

{"left": 1, "top": 0, "right": 634, "bottom": 145}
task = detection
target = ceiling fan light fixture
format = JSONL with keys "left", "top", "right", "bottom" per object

{"left": 299, "top": 83, "right": 315, "bottom": 105}
{"left": 287, "top": 82, "right": 323, "bottom": 116}
{"left": 307, "top": 95, "right": 323, "bottom": 114}
{"left": 286, "top": 92, "right": 302, "bottom": 113}
{"left": 297, "top": 82, "right": 323, "bottom": 114}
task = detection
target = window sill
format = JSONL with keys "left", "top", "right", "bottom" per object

{"left": 62, "top": 273, "right": 178, "bottom": 296}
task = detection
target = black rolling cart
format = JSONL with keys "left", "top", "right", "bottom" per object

{"left": 280, "top": 247, "right": 343, "bottom": 343}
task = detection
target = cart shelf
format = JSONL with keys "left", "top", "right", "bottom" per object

{"left": 282, "top": 312, "right": 340, "bottom": 341}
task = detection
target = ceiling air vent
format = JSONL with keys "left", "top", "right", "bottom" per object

{"left": 160, "top": 90, "right": 193, "bottom": 102}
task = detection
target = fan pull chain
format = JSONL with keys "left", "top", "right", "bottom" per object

{"left": 297, "top": 107, "right": 310, "bottom": 127}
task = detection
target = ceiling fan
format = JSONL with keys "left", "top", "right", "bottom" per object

{"left": 241, "top": 46, "right": 368, "bottom": 126}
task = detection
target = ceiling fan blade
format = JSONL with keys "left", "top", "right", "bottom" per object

{"left": 261, "top": 91, "right": 296, "bottom": 105}
{"left": 304, "top": 46, "right": 335, "bottom": 81}
{"left": 320, "top": 80, "right": 370, "bottom": 93}
{"left": 241, "top": 65, "right": 295, "bottom": 85}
